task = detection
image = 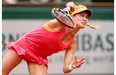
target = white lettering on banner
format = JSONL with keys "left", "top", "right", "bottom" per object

{"left": 2, "top": 20, "right": 114, "bottom": 74}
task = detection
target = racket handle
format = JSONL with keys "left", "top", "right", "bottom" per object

{"left": 64, "top": 7, "right": 71, "bottom": 16}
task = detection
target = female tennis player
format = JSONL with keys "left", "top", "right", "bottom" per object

{"left": 2, "top": 2, "right": 93, "bottom": 75}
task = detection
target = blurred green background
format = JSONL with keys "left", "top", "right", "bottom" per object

{"left": 2, "top": 0, "right": 114, "bottom": 20}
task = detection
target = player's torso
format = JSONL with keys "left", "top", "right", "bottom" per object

{"left": 18, "top": 24, "right": 74, "bottom": 57}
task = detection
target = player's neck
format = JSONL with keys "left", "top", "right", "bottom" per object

{"left": 68, "top": 27, "right": 80, "bottom": 35}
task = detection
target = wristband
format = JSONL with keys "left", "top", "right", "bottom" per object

{"left": 68, "top": 63, "right": 73, "bottom": 71}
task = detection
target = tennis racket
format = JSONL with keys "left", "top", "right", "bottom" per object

{"left": 51, "top": 7, "right": 76, "bottom": 28}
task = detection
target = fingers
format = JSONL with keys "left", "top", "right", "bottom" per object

{"left": 72, "top": 61, "right": 85, "bottom": 69}
{"left": 72, "top": 56, "right": 85, "bottom": 69}
{"left": 66, "top": 2, "right": 75, "bottom": 11}
{"left": 75, "top": 55, "right": 78, "bottom": 61}
{"left": 75, "top": 56, "right": 85, "bottom": 63}
{"left": 78, "top": 61, "right": 85, "bottom": 66}
{"left": 66, "top": 2, "right": 75, "bottom": 7}
{"left": 72, "top": 63, "right": 81, "bottom": 69}
{"left": 76, "top": 61, "right": 85, "bottom": 67}
{"left": 79, "top": 58, "right": 85, "bottom": 63}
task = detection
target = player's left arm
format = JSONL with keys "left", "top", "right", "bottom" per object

{"left": 63, "top": 37, "right": 85, "bottom": 74}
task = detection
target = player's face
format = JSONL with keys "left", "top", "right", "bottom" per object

{"left": 73, "top": 11, "right": 89, "bottom": 29}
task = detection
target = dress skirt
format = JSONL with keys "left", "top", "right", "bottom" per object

{"left": 5, "top": 35, "right": 48, "bottom": 68}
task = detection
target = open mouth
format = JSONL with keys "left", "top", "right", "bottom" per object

{"left": 81, "top": 22, "right": 86, "bottom": 26}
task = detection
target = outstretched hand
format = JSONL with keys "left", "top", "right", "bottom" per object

{"left": 71, "top": 56, "right": 85, "bottom": 69}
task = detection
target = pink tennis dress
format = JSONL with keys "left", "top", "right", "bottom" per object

{"left": 6, "top": 24, "right": 75, "bottom": 68}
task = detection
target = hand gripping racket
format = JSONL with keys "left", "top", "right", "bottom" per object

{"left": 51, "top": 7, "right": 99, "bottom": 29}
{"left": 51, "top": 7, "right": 76, "bottom": 28}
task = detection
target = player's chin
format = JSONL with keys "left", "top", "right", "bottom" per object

{"left": 80, "top": 27, "right": 85, "bottom": 29}
{"left": 80, "top": 25, "right": 86, "bottom": 29}
{"left": 76, "top": 24, "right": 86, "bottom": 28}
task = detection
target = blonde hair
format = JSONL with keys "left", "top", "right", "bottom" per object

{"left": 87, "top": 23, "right": 100, "bottom": 29}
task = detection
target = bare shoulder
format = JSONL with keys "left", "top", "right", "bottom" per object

{"left": 48, "top": 19, "right": 66, "bottom": 31}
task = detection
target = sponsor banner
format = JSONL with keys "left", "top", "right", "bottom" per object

{"left": 2, "top": 20, "right": 114, "bottom": 74}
